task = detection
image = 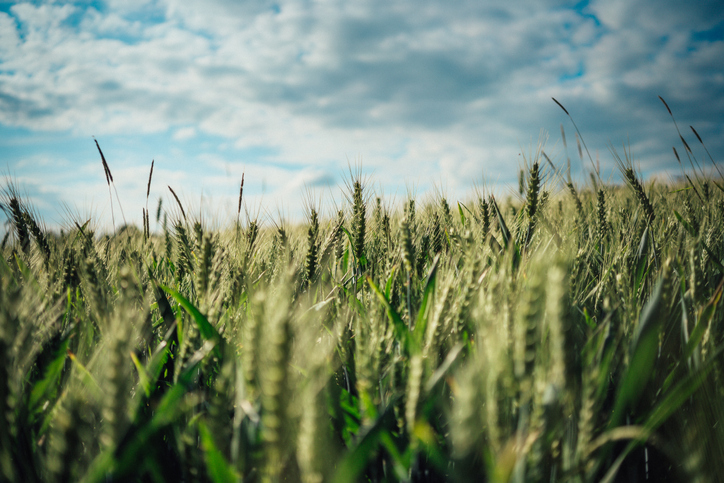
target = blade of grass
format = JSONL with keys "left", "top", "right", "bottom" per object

{"left": 130, "top": 351, "right": 153, "bottom": 398}
{"left": 159, "top": 285, "right": 220, "bottom": 342}
{"left": 367, "top": 276, "right": 417, "bottom": 355}
{"left": 333, "top": 403, "right": 399, "bottom": 483}
{"left": 198, "top": 419, "right": 240, "bottom": 483}
{"left": 414, "top": 254, "right": 440, "bottom": 341}
{"left": 609, "top": 270, "right": 669, "bottom": 429}
{"left": 601, "top": 341, "right": 724, "bottom": 483}
{"left": 68, "top": 350, "right": 103, "bottom": 400}
{"left": 28, "top": 337, "right": 70, "bottom": 415}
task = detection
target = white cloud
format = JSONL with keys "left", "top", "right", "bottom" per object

{"left": 172, "top": 126, "right": 196, "bottom": 140}
{"left": 0, "top": 13, "right": 20, "bottom": 53}
{"left": 0, "top": 0, "right": 721, "bottom": 230}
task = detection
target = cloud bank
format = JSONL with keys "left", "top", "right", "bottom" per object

{"left": 0, "top": 0, "right": 722, "bottom": 229}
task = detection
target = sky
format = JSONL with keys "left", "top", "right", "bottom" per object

{"left": 0, "top": 0, "right": 722, "bottom": 232}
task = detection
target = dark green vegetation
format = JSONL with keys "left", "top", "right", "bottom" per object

{"left": 1, "top": 134, "right": 724, "bottom": 481}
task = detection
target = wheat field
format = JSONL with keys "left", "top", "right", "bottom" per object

{"left": 1, "top": 113, "right": 723, "bottom": 482}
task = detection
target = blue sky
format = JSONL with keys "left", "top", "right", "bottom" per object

{"left": 1, "top": 0, "right": 722, "bottom": 231}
